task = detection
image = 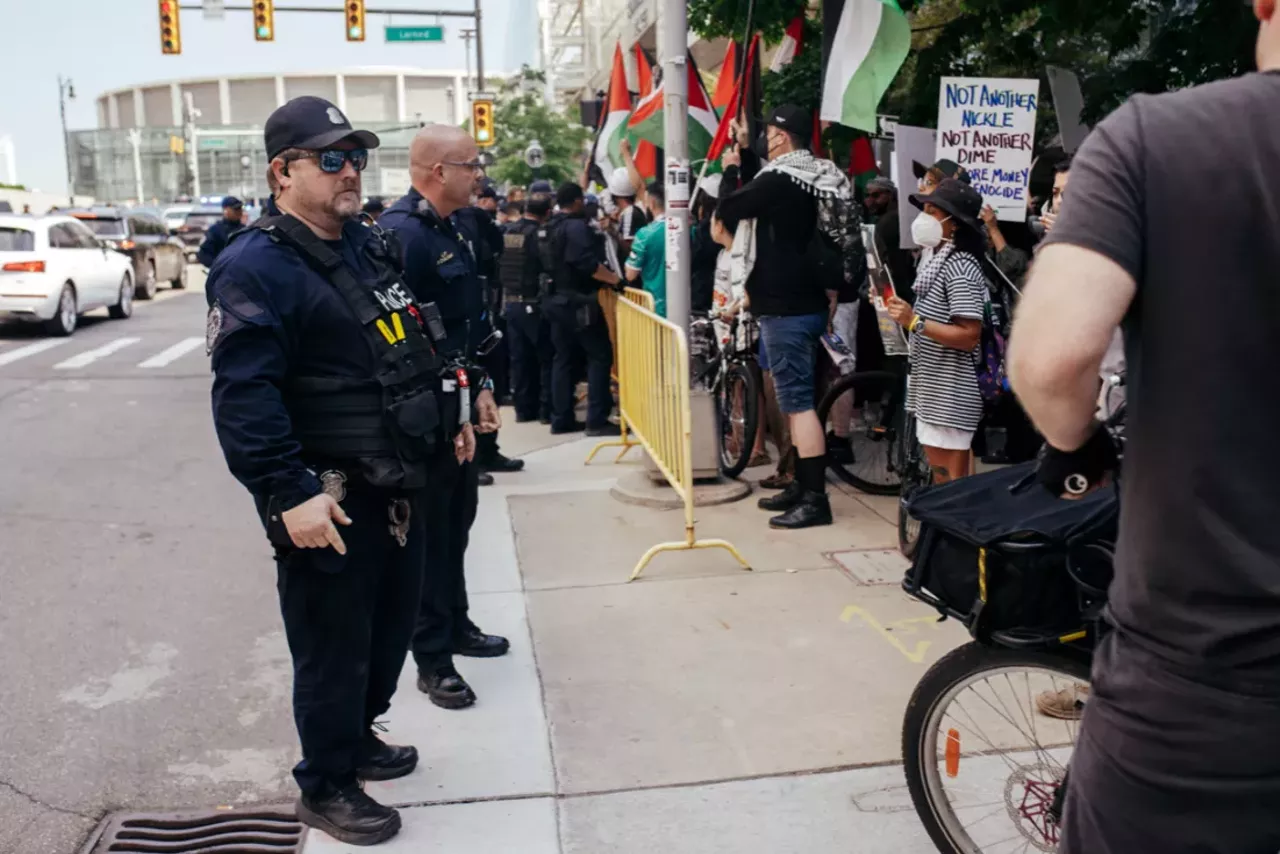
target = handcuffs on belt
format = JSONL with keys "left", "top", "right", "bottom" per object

{"left": 321, "top": 469, "right": 411, "bottom": 548}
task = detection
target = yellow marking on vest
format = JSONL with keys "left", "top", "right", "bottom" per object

{"left": 391, "top": 312, "right": 406, "bottom": 341}
{"left": 376, "top": 318, "right": 397, "bottom": 345}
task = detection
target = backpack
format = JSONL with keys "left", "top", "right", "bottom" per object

{"left": 975, "top": 300, "right": 1009, "bottom": 404}
{"left": 815, "top": 191, "right": 868, "bottom": 293}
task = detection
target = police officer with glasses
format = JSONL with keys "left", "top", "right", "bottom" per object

{"left": 208, "top": 96, "right": 470, "bottom": 846}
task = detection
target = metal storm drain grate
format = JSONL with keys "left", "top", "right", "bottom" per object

{"left": 84, "top": 804, "right": 305, "bottom": 854}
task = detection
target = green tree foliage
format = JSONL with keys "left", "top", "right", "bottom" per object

{"left": 688, "top": 0, "right": 808, "bottom": 42}
{"left": 487, "top": 66, "right": 591, "bottom": 187}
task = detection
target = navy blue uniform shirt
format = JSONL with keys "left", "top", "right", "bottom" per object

{"left": 197, "top": 217, "right": 242, "bottom": 268}
{"left": 380, "top": 189, "right": 487, "bottom": 357}
{"left": 207, "top": 220, "right": 407, "bottom": 509}
{"left": 555, "top": 212, "right": 604, "bottom": 294}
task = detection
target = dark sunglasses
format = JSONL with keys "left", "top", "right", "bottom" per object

{"left": 285, "top": 148, "right": 369, "bottom": 173}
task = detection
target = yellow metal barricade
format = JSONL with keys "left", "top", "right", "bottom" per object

{"left": 593, "top": 298, "right": 750, "bottom": 581}
{"left": 586, "top": 286, "right": 655, "bottom": 464}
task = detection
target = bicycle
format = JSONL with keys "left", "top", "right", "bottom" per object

{"left": 691, "top": 312, "right": 761, "bottom": 479}
{"left": 899, "top": 380, "right": 1126, "bottom": 854}
{"left": 815, "top": 358, "right": 906, "bottom": 495}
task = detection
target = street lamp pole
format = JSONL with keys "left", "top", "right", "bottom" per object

{"left": 473, "top": 0, "right": 485, "bottom": 91}
{"left": 660, "top": 0, "right": 690, "bottom": 338}
{"left": 58, "top": 76, "right": 75, "bottom": 202}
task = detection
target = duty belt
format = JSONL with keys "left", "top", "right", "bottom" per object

{"left": 320, "top": 468, "right": 412, "bottom": 548}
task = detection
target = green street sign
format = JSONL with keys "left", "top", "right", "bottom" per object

{"left": 385, "top": 25, "right": 443, "bottom": 42}
{"left": 199, "top": 137, "right": 228, "bottom": 150}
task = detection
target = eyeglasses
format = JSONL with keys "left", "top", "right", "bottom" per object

{"left": 284, "top": 148, "right": 369, "bottom": 173}
{"left": 441, "top": 159, "right": 486, "bottom": 173}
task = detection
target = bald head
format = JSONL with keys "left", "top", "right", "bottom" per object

{"left": 410, "top": 124, "right": 482, "bottom": 217}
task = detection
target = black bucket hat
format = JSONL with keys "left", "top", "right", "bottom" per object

{"left": 909, "top": 178, "right": 984, "bottom": 234}
{"left": 912, "top": 158, "right": 971, "bottom": 185}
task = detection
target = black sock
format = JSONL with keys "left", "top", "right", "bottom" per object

{"left": 796, "top": 454, "right": 827, "bottom": 494}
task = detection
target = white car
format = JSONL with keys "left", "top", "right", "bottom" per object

{"left": 0, "top": 214, "right": 136, "bottom": 336}
{"left": 163, "top": 204, "right": 193, "bottom": 234}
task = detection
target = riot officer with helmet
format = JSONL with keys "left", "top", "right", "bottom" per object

{"left": 208, "top": 97, "right": 470, "bottom": 846}
{"left": 499, "top": 192, "right": 554, "bottom": 423}
{"left": 540, "top": 182, "right": 623, "bottom": 435}
{"left": 379, "top": 125, "right": 511, "bottom": 712}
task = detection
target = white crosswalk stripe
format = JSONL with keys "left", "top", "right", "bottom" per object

{"left": 137, "top": 337, "right": 205, "bottom": 368}
{"left": 0, "top": 339, "right": 69, "bottom": 367}
{"left": 53, "top": 337, "right": 140, "bottom": 370}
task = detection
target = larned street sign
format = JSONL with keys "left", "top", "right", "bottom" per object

{"left": 385, "top": 26, "right": 444, "bottom": 42}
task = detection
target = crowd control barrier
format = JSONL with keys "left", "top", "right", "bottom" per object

{"left": 590, "top": 286, "right": 656, "bottom": 461}
{"left": 587, "top": 297, "right": 750, "bottom": 581}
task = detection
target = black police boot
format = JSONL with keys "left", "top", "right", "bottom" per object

{"left": 296, "top": 784, "right": 401, "bottom": 846}
{"left": 480, "top": 452, "right": 525, "bottom": 473}
{"left": 453, "top": 627, "right": 510, "bottom": 658}
{"left": 758, "top": 480, "right": 803, "bottom": 512}
{"left": 477, "top": 471, "right": 495, "bottom": 487}
{"left": 539, "top": 412, "right": 553, "bottom": 426}
{"left": 769, "top": 490, "right": 833, "bottom": 530}
{"left": 584, "top": 424, "right": 616, "bottom": 437}
{"left": 417, "top": 666, "right": 477, "bottom": 710}
{"left": 551, "top": 420, "right": 586, "bottom": 435}
{"left": 356, "top": 735, "right": 418, "bottom": 782}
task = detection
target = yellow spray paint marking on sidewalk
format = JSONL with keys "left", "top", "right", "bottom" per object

{"left": 840, "top": 605, "right": 944, "bottom": 664}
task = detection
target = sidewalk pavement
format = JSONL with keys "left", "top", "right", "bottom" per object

{"left": 302, "top": 417, "right": 970, "bottom": 853}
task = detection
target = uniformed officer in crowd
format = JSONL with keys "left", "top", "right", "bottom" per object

{"left": 540, "top": 182, "right": 623, "bottom": 435}
{"left": 454, "top": 181, "right": 523, "bottom": 477}
{"left": 499, "top": 192, "right": 554, "bottom": 423}
{"left": 379, "top": 124, "right": 512, "bottom": 711}
{"left": 208, "top": 96, "right": 470, "bottom": 846}
{"left": 361, "top": 197, "right": 386, "bottom": 221}
{"left": 196, "top": 195, "right": 244, "bottom": 267}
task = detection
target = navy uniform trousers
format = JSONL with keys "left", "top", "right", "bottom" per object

{"left": 274, "top": 485, "right": 424, "bottom": 797}
{"left": 411, "top": 452, "right": 480, "bottom": 673}
{"left": 504, "top": 301, "right": 553, "bottom": 422}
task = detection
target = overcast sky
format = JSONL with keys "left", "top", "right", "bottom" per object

{"left": 0, "top": 0, "right": 534, "bottom": 194}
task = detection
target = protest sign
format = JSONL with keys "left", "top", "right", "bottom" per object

{"left": 862, "top": 224, "right": 909, "bottom": 357}
{"left": 936, "top": 77, "right": 1039, "bottom": 222}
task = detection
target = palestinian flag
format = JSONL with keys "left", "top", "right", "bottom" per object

{"left": 819, "top": 0, "right": 911, "bottom": 133}
{"left": 711, "top": 41, "right": 738, "bottom": 110}
{"left": 632, "top": 44, "right": 659, "bottom": 180}
{"left": 850, "top": 135, "right": 879, "bottom": 192}
{"left": 592, "top": 44, "right": 632, "bottom": 179}
{"left": 626, "top": 51, "right": 720, "bottom": 170}
{"left": 706, "top": 34, "right": 760, "bottom": 164}
{"left": 769, "top": 17, "right": 805, "bottom": 72}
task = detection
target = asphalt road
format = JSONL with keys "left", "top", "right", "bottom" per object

{"left": 0, "top": 272, "right": 300, "bottom": 854}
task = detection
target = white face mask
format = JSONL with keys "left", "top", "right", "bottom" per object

{"left": 911, "top": 212, "right": 949, "bottom": 248}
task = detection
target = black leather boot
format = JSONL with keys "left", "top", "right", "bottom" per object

{"left": 453, "top": 628, "right": 510, "bottom": 658}
{"left": 417, "top": 666, "right": 477, "bottom": 709}
{"left": 356, "top": 735, "right": 418, "bottom": 781}
{"left": 769, "top": 490, "right": 833, "bottom": 529}
{"left": 758, "top": 480, "right": 803, "bottom": 512}
{"left": 296, "top": 784, "right": 401, "bottom": 846}
{"left": 479, "top": 452, "right": 525, "bottom": 473}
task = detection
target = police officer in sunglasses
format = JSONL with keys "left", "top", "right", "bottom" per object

{"left": 207, "top": 96, "right": 465, "bottom": 846}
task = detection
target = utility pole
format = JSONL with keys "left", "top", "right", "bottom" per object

{"left": 128, "top": 129, "right": 145, "bottom": 203}
{"left": 473, "top": 0, "right": 484, "bottom": 91}
{"left": 184, "top": 91, "right": 202, "bottom": 198}
{"left": 661, "top": 0, "right": 690, "bottom": 338}
{"left": 58, "top": 76, "right": 75, "bottom": 201}
{"left": 461, "top": 28, "right": 476, "bottom": 89}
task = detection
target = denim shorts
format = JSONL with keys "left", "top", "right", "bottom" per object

{"left": 758, "top": 312, "right": 827, "bottom": 414}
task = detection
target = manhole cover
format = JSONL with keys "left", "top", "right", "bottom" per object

{"left": 83, "top": 804, "right": 304, "bottom": 853}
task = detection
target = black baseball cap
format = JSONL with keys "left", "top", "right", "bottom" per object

{"left": 909, "top": 178, "right": 984, "bottom": 233}
{"left": 362, "top": 198, "right": 385, "bottom": 215}
{"left": 529, "top": 179, "right": 554, "bottom": 194}
{"left": 478, "top": 184, "right": 498, "bottom": 200}
{"left": 221, "top": 196, "right": 243, "bottom": 209}
{"left": 264, "top": 96, "right": 381, "bottom": 161}
{"left": 765, "top": 104, "right": 812, "bottom": 140}
{"left": 912, "top": 158, "right": 971, "bottom": 185}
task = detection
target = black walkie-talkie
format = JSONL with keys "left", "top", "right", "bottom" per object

{"left": 418, "top": 302, "right": 448, "bottom": 344}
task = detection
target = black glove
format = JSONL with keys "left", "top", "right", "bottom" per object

{"left": 1035, "top": 424, "right": 1118, "bottom": 497}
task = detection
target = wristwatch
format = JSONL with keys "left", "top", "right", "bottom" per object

{"left": 909, "top": 315, "right": 926, "bottom": 334}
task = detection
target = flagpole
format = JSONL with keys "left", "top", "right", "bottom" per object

{"left": 661, "top": 0, "right": 690, "bottom": 338}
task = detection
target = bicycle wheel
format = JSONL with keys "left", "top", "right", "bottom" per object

{"left": 717, "top": 361, "right": 760, "bottom": 478}
{"left": 816, "top": 370, "right": 902, "bottom": 495}
{"left": 903, "top": 642, "right": 1091, "bottom": 854}
{"left": 897, "top": 412, "right": 931, "bottom": 558}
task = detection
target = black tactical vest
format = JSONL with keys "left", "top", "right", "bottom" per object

{"left": 499, "top": 219, "right": 541, "bottom": 303}
{"left": 250, "top": 215, "right": 453, "bottom": 491}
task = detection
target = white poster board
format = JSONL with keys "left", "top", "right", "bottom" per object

{"left": 936, "top": 77, "right": 1039, "bottom": 222}
{"left": 892, "top": 125, "right": 937, "bottom": 250}
{"left": 379, "top": 168, "right": 411, "bottom": 199}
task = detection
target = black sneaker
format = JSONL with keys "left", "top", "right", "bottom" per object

{"left": 479, "top": 452, "right": 525, "bottom": 473}
{"left": 356, "top": 735, "right": 418, "bottom": 782}
{"left": 758, "top": 481, "right": 803, "bottom": 512}
{"left": 769, "top": 491, "right": 833, "bottom": 529}
{"left": 296, "top": 784, "right": 401, "bottom": 846}
{"left": 417, "top": 666, "right": 477, "bottom": 709}
{"left": 551, "top": 421, "right": 587, "bottom": 435}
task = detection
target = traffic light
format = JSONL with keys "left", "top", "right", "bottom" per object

{"left": 346, "top": 0, "right": 366, "bottom": 41}
{"left": 159, "top": 0, "right": 181, "bottom": 55}
{"left": 253, "top": 0, "right": 274, "bottom": 41}
{"left": 472, "top": 100, "right": 495, "bottom": 148}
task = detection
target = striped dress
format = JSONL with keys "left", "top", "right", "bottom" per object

{"left": 905, "top": 244, "right": 988, "bottom": 432}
